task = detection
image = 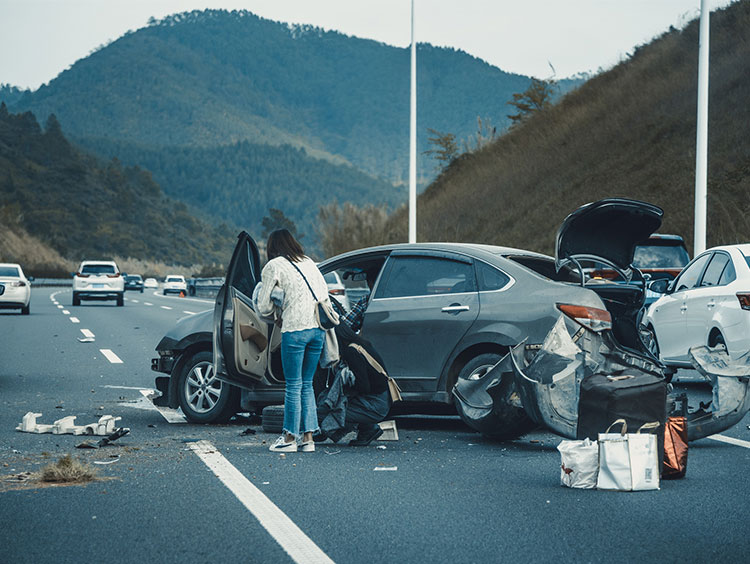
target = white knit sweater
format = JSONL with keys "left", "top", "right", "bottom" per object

{"left": 256, "top": 256, "right": 328, "bottom": 333}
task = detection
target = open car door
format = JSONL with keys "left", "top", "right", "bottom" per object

{"left": 214, "top": 231, "right": 270, "bottom": 387}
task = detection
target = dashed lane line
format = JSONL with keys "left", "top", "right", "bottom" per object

{"left": 189, "top": 440, "right": 335, "bottom": 564}
{"left": 70, "top": 317, "right": 80, "bottom": 324}
{"left": 160, "top": 306, "right": 173, "bottom": 310}
{"left": 183, "top": 311, "right": 196, "bottom": 315}
{"left": 709, "top": 434, "right": 750, "bottom": 449}
{"left": 100, "top": 349, "right": 123, "bottom": 364}
{"left": 62, "top": 309, "right": 70, "bottom": 314}
{"left": 80, "top": 329, "right": 95, "bottom": 339}
{"left": 144, "top": 302, "right": 153, "bottom": 306}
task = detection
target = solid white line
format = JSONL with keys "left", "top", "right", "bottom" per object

{"left": 144, "top": 302, "right": 153, "bottom": 306}
{"left": 62, "top": 309, "right": 70, "bottom": 314}
{"left": 190, "top": 441, "right": 335, "bottom": 564}
{"left": 100, "top": 349, "right": 123, "bottom": 364}
{"left": 70, "top": 317, "right": 80, "bottom": 324}
{"left": 160, "top": 305, "right": 172, "bottom": 310}
{"left": 81, "top": 329, "right": 95, "bottom": 338}
{"left": 183, "top": 311, "right": 196, "bottom": 315}
{"left": 709, "top": 434, "right": 750, "bottom": 449}
{"left": 138, "top": 389, "right": 186, "bottom": 423}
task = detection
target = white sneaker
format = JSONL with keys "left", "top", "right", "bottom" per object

{"left": 299, "top": 440, "right": 315, "bottom": 453}
{"left": 269, "top": 435, "right": 297, "bottom": 452}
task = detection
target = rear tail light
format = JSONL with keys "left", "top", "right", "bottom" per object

{"left": 328, "top": 288, "right": 345, "bottom": 295}
{"left": 737, "top": 293, "right": 750, "bottom": 311}
{"left": 557, "top": 303, "right": 612, "bottom": 333}
{"left": 107, "top": 273, "right": 121, "bottom": 278}
{"left": 77, "top": 273, "right": 90, "bottom": 278}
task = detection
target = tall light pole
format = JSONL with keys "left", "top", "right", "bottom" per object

{"left": 694, "top": 0, "right": 710, "bottom": 256}
{"left": 408, "top": 0, "right": 417, "bottom": 243}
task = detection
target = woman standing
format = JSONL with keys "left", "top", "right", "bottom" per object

{"left": 257, "top": 229, "right": 327, "bottom": 452}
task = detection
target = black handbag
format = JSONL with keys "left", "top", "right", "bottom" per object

{"left": 287, "top": 259, "right": 340, "bottom": 330}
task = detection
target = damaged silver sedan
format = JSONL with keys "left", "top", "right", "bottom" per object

{"left": 455, "top": 198, "right": 750, "bottom": 442}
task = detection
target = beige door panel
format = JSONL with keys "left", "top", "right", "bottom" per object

{"left": 233, "top": 296, "right": 268, "bottom": 380}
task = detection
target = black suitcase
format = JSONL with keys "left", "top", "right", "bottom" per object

{"left": 577, "top": 372, "right": 667, "bottom": 465}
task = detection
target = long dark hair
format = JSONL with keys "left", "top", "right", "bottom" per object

{"left": 266, "top": 229, "right": 305, "bottom": 262}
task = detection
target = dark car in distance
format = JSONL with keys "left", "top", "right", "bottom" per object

{"left": 124, "top": 274, "right": 144, "bottom": 293}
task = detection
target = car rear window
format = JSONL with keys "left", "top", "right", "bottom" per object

{"left": 633, "top": 242, "right": 690, "bottom": 269}
{"left": 82, "top": 264, "right": 116, "bottom": 275}
{"left": 505, "top": 255, "right": 580, "bottom": 283}
{"left": 166, "top": 276, "right": 183, "bottom": 282}
{"left": 0, "top": 266, "right": 20, "bottom": 277}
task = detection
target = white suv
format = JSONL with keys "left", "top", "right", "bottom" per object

{"left": 163, "top": 275, "right": 187, "bottom": 296}
{"left": 72, "top": 260, "right": 125, "bottom": 306}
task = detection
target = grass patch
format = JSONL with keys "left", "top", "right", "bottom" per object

{"left": 40, "top": 455, "right": 98, "bottom": 484}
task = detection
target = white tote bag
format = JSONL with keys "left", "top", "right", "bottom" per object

{"left": 597, "top": 420, "right": 660, "bottom": 491}
{"left": 557, "top": 438, "right": 599, "bottom": 489}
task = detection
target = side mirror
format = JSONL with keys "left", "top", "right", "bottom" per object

{"left": 0, "top": 284, "right": 5, "bottom": 296}
{"left": 27, "top": 276, "right": 35, "bottom": 282}
{"left": 648, "top": 278, "right": 670, "bottom": 294}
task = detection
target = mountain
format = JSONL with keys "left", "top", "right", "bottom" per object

{"left": 0, "top": 104, "right": 234, "bottom": 267}
{"left": 384, "top": 1, "right": 750, "bottom": 254}
{"left": 4, "top": 9, "right": 581, "bottom": 244}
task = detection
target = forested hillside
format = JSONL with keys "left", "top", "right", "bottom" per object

{"left": 0, "top": 104, "right": 234, "bottom": 268}
{"left": 78, "top": 137, "right": 401, "bottom": 241}
{"left": 7, "top": 9, "right": 580, "bottom": 186}
{"left": 385, "top": 1, "right": 750, "bottom": 254}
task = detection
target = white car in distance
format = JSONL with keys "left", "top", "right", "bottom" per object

{"left": 163, "top": 275, "right": 187, "bottom": 296}
{"left": 644, "top": 243, "right": 750, "bottom": 366}
{"left": 0, "top": 263, "right": 32, "bottom": 315}
{"left": 72, "top": 260, "right": 125, "bottom": 306}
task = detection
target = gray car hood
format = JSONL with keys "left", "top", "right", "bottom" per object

{"left": 555, "top": 198, "right": 663, "bottom": 271}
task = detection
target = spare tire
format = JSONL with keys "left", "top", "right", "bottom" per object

{"left": 262, "top": 405, "right": 285, "bottom": 434}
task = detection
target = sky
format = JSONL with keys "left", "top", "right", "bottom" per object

{"left": 0, "top": 0, "right": 736, "bottom": 91}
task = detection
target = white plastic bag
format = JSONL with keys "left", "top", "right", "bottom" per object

{"left": 557, "top": 438, "right": 599, "bottom": 489}
{"left": 596, "top": 420, "right": 660, "bottom": 491}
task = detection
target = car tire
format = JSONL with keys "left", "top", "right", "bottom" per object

{"left": 72, "top": 292, "right": 80, "bottom": 306}
{"left": 140, "top": 288, "right": 143, "bottom": 293}
{"left": 21, "top": 303, "right": 30, "bottom": 315}
{"left": 116, "top": 293, "right": 124, "bottom": 307}
{"left": 163, "top": 290, "right": 168, "bottom": 295}
{"left": 177, "top": 351, "right": 239, "bottom": 423}
{"left": 455, "top": 352, "right": 536, "bottom": 441}
{"left": 708, "top": 331, "right": 726, "bottom": 351}
{"left": 262, "top": 405, "right": 285, "bottom": 434}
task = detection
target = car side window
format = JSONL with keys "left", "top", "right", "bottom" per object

{"left": 719, "top": 258, "right": 736, "bottom": 285}
{"left": 674, "top": 253, "right": 711, "bottom": 292}
{"left": 700, "top": 252, "right": 730, "bottom": 287}
{"left": 376, "top": 256, "right": 476, "bottom": 298}
{"left": 476, "top": 261, "right": 511, "bottom": 291}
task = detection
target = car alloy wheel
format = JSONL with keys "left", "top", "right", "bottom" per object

{"left": 177, "top": 351, "right": 238, "bottom": 423}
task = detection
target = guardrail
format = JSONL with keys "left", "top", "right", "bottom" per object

{"left": 30, "top": 278, "right": 72, "bottom": 287}
{"left": 187, "top": 277, "right": 224, "bottom": 298}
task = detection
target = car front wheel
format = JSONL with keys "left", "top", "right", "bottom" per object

{"left": 177, "top": 351, "right": 239, "bottom": 423}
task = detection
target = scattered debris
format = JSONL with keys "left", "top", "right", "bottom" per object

{"left": 75, "top": 441, "right": 98, "bottom": 449}
{"left": 98, "top": 427, "right": 130, "bottom": 447}
{"left": 373, "top": 466, "right": 398, "bottom": 471}
{"left": 377, "top": 420, "right": 399, "bottom": 441}
{"left": 324, "top": 449, "right": 341, "bottom": 455}
{"left": 239, "top": 428, "right": 256, "bottom": 436}
{"left": 16, "top": 412, "right": 123, "bottom": 436}
{"left": 5, "top": 472, "right": 32, "bottom": 482}
{"left": 181, "top": 438, "right": 200, "bottom": 443}
{"left": 262, "top": 481, "right": 270, "bottom": 485}
{"left": 93, "top": 456, "right": 120, "bottom": 465}
{"left": 376, "top": 445, "right": 387, "bottom": 450}
{"left": 77, "top": 337, "right": 95, "bottom": 343}
{"left": 40, "top": 454, "right": 98, "bottom": 483}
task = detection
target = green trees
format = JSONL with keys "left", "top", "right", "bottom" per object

{"left": 261, "top": 208, "right": 302, "bottom": 241}
{"left": 506, "top": 77, "right": 559, "bottom": 127}
{"left": 423, "top": 128, "right": 459, "bottom": 171}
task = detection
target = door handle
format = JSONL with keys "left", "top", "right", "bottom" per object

{"left": 680, "top": 305, "right": 688, "bottom": 312}
{"left": 707, "top": 301, "right": 716, "bottom": 308}
{"left": 442, "top": 305, "right": 470, "bottom": 313}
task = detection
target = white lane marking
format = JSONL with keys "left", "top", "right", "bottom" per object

{"left": 100, "top": 349, "right": 123, "bottom": 364}
{"left": 57, "top": 305, "right": 64, "bottom": 309}
{"left": 80, "top": 329, "right": 95, "bottom": 338}
{"left": 183, "top": 311, "right": 196, "bottom": 315}
{"left": 70, "top": 317, "right": 80, "bottom": 324}
{"left": 131, "top": 299, "right": 139, "bottom": 303}
{"left": 62, "top": 309, "right": 70, "bottom": 314}
{"left": 144, "top": 302, "right": 153, "bottom": 306}
{"left": 138, "top": 389, "right": 186, "bottom": 424}
{"left": 160, "top": 306, "right": 173, "bottom": 310}
{"left": 190, "top": 440, "right": 335, "bottom": 564}
{"left": 709, "top": 434, "right": 750, "bottom": 449}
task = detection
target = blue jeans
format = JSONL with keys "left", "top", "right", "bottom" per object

{"left": 281, "top": 328, "right": 325, "bottom": 437}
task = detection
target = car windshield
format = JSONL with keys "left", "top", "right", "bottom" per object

{"left": 633, "top": 243, "right": 690, "bottom": 269}
{"left": 82, "top": 264, "right": 116, "bottom": 275}
{"left": 166, "top": 277, "right": 182, "bottom": 282}
{"left": 126, "top": 275, "right": 142, "bottom": 281}
{"left": 0, "top": 266, "right": 20, "bottom": 277}
{"left": 324, "top": 272, "right": 339, "bottom": 284}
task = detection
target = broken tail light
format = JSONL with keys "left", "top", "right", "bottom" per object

{"left": 737, "top": 293, "right": 750, "bottom": 311}
{"left": 328, "top": 288, "right": 346, "bottom": 296}
{"left": 556, "top": 303, "right": 612, "bottom": 332}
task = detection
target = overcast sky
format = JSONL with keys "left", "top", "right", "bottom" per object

{"left": 1, "top": 0, "right": 735, "bottom": 90}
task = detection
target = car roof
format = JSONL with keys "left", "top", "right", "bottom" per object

{"left": 322, "top": 242, "right": 552, "bottom": 264}
{"left": 706, "top": 243, "right": 750, "bottom": 255}
{"left": 644, "top": 234, "right": 686, "bottom": 243}
{"left": 80, "top": 260, "right": 118, "bottom": 265}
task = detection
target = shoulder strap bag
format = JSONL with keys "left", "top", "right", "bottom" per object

{"left": 286, "top": 259, "right": 340, "bottom": 330}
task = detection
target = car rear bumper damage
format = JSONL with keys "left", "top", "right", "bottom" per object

{"left": 454, "top": 316, "right": 750, "bottom": 442}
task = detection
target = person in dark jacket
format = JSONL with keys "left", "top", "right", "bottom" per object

{"left": 316, "top": 323, "right": 391, "bottom": 446}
